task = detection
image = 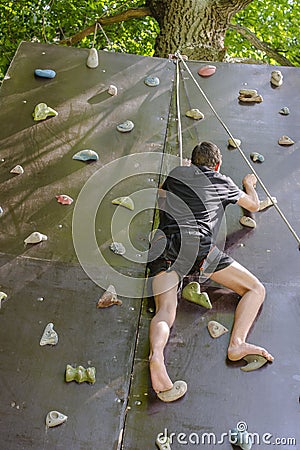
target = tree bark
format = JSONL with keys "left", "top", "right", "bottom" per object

{"left": 147, "top": 0, "right": 254, "bottom": 61}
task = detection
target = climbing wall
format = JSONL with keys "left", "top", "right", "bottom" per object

{"left": 0, "top": 42, "right": 173, "bottom": 449}
{"left": 1, "top": 42, "right": 300, "bottom": 450}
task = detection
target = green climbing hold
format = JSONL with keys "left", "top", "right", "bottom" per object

{"left": 112, "top": 196, "right": 134, "bottom": 211}
{"left": 240, "top": 354, "right": 268, "bottom": 372}
{"left": 182, "top": 282, "right": 212, "bottom": 309}
{"left": 65, "top": 364, "right": 96, "bottom": 384}
{"left": 33, "top": 103, "right": 58, "bottom": 121}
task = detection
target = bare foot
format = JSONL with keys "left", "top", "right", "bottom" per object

{"left": 228, "top": 342, "right": 274, "bottom": 362}
{"left": 149, "top": 356, "right": 173, "bottom": 393}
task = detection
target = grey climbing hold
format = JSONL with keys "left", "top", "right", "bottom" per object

{"left": 259, "top": 196, "right": 277, "bottom": 211}
{"left": 117, "top": 120, "right": 134, "bottom": 133}
{"left": 250, "top": 152, "right": 264, "bottom": 163}
{"left": 72, "top": 149, "right": 99, "bottom": 161}
{"left": 46, "top": 410, "right": 68, "bottom": 428}
{"left": 271, "top": 70, "right": 283, "bottom": 87}
{"left": 238, "top": 89, "right": 263, "bottom": 103}
{"left": 278, "top": 135, "right": 294, "bottom": 146}
{"left": 40, "top": 322, "right": 59, "bottom": 346}
{"left": 110, "top": 242, "right": 126, "bottom": 255}
{"left": 207, "top": 321, "right": 228, "bottom": 338}
{"left": 144, "top": 76, "right": 160, "bottom": 87}
{"left": 241, "top": 354, "right": 268, "bottom": 372}
{"left": 86, "top": 48, "right": 99, "bottom": 68}
{"left": 279, "top": 106, "right": 290, "bottom": 115}
{"left": 34, "top": 69, "right": 56, "bottom": 79}
{"left": 33, "top": 103, "right": 58, "bottom": 121}
{"left": 239, "top": 216, "right": 256, "bottom": 228}
{"left": 185, "top": 109, "right": 204, "bottom": 120}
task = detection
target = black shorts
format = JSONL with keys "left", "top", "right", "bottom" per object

{"left": 147, "top": 230, "right": 233, "bottom": 280}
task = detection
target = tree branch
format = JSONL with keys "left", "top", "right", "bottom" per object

{"left": 229, "top": 23, "right": 294, "bottom": 66}
{"left": 60, "top": 7, "right": 152, "bottom": 46}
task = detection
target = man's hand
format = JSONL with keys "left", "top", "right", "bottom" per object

{"left": 242, "top": 174, "right": 257, "bottom": 189}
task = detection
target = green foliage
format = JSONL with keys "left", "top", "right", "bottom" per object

{"left": 0, "top": 0, "right": 158, "bottom": 79}
{"left": 0, "top": 0, "right": 299, "bottom": 80}
{"left": 225, "top": 0, "right": 300, "bottom": 66}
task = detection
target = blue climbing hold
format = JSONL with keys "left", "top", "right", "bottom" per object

{"left": 229, "top": 428, "right": 252, "bottom": 450}
{"left": 144, "top": 76, "right": 160, "bottom": 87}
{"left": 72, "top": 149, "right": 99, "bottom": 162}
{"left": 0, "top": 206, "right": 3, "bottom": 217}
{"left": 34, "top": 69, "right": 56, "bottom": 79}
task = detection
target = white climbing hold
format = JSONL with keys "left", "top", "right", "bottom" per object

{"left": 86, "top": 48, "right": 99, "bottom": 68}
{"left": 228, "top": 138, "right": 241, "bottom": 148}
{"left": 207, "top": 321, "right": 228, "bottom": 338}
{"left": 24, "top": 231, "right": 48, "bottom": 244}
{"left": 10, "top": 165, "right": 24, "bottom": 175}
{"left": 271, "top": 70, "right": 283, "bottom": 87}
{"left": 40, "top": 322, "right": 59, "bottom": 346}
{"left": 46, "top": 410, "right": 68, "bottom": 428}
{"left": 108, "top": 85, "right": 118, "bottom": 96}
{"left": 259, "top": 197, "right": 277, "bottom": 211}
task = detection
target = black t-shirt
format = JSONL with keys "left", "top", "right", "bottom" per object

{"left": 159, "top": 165, "right": 243, "bottom": 238}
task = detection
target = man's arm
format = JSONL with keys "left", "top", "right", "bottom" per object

{"left": 237, "top": 174, "right": 260, "bottom": 212}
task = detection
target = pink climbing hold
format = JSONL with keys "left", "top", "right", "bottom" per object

{"left": 198, "top": 65, "right": 216, "bottom": 77}
{"left": 56, "top": 194, "right": 74, "bottom": 205}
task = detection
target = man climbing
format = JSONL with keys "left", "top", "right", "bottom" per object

{"left": 147, "top": 141, "right": 274, "bottom": 403}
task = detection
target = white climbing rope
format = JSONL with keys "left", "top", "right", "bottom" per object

{"left": 175, "top": 58, "right": 183, "bottom": 166}
{"left": 174, "top": 50, "right": 300, "bottom": 249}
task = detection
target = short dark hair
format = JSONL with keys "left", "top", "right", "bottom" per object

{"left": 191, "top": 141, "right": 222, "bottom": 168}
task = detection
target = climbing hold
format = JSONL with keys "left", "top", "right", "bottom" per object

{"left": 34, "top": 69, "right": 56, "bottom": 79}
{"left": 40, "top": 322, "right": 59, "bottom": 346}
{"left": 279, "top": 106, "right": 290, "bottom": 115}
{"left": 241, "top": 354, "right": 268, "bottom": 372}
{"left": 72, "top": 149, "right": 99, "bottom": 161}
{"left": 157, "top": 380, "right": 187, "bottom": 402}
{"left": 0, "top": 207, "right": 3, "bottom": 217}
{"left": 0, "top": 291, "right": 8, "bottom": 309}
{"left": 197, "top": 65, "right": 216, "bottom": 77}
{"left": 228, "top": 138, "right": 241, "bottom": 148}
{"left": 46, "top": 410, "right": 68, "bottom": 428}
{"left": 116, "top": 120, "right": 134, "bottom": 133}
{"left": 112, "top": 196, "right": 134, "bottom": 210}
{"left": 238, "top": 89, "right": 263, "bottom": 103}
{"left": 24, "top": 231, "right": 48, "bottom": 244}
{"left": 271, "top": 70, "right": 283, "bottom": 87}
{"left": 65, "top": 364, "right": 96, "bottom": 384}
{"left": 239, "top": 216, "right": 256, "bottom": 228}
{"left": 144, "top": 76, "right": 160, "bottom": 87}
{"left": 10, "top": 165, "right": 24, "bottom": 175}
{"left": 185, "top": 109, "right": 204, "bottom": 120}
{"left": 207, "top": 320, "right": 228, "bottom": 338}
{"left": 250, "top": 152, "right": 265, "bottom": 163}
{"left": 56, "top": 194, "right": 74, "bottom": 205}
{"left": 97, "top": 285, "right": 122, "bottom": 308}
{"left": 33, "top": 103, "right": 58, "bottom": 121}
{"left": 86, "top": 48, "right": 99, "bottom": 68}
{"left": 259, "top": 196, "right": 277, "bottom": 211}
{"left": 182, "top": 282, "right": 212, "bottom": 309}
{"left": 110, "top": 242, "right": 126, "bottom": 255}
{"left": 229, "top": 428, "right": 252, "bottom": 450}
{"left": 108, "top": 84, "right": 118, "bottom": 96}
{"left": 278, "top": 135, "right": 294, "bottom": 146}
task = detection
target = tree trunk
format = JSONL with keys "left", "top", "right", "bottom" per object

{"left": 148, "top": 0, "right": 254, "bottom": 61}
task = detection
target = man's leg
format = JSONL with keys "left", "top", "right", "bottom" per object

{"left": 149, "top": 270, "right": 179, "bottom": 393}
{"left": 208, "top": 261, "right": 274, "bottom": 362}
